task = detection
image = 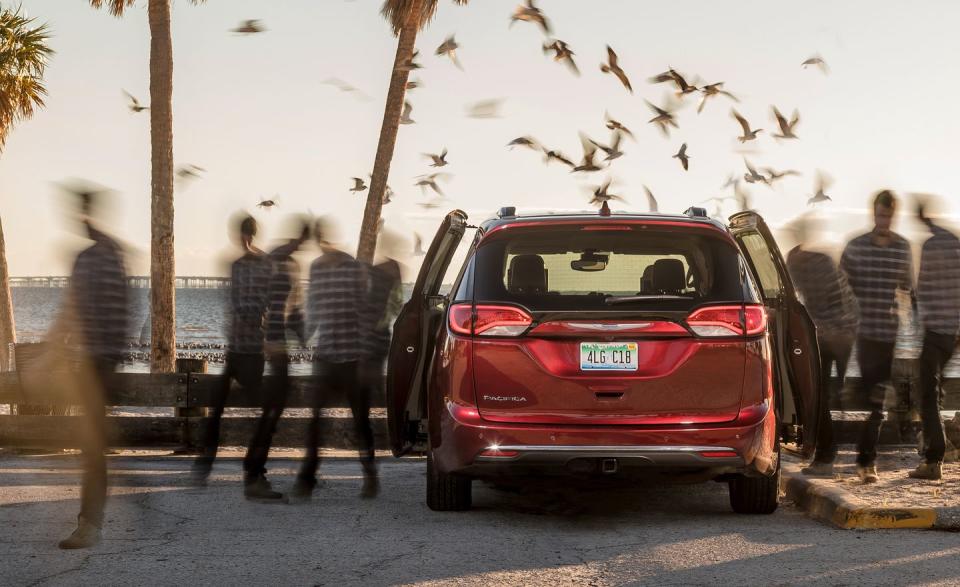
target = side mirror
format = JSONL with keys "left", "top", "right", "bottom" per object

{"left": 425, "top": 294, "right": 448, "bottom": 311}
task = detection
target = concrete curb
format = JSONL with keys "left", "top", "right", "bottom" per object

{"left": 782, "top": 467, "right": 960, "bottom": 530}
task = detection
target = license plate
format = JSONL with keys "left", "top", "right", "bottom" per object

{"left": 580, "top": 342, "right": 638, "bottom": 371}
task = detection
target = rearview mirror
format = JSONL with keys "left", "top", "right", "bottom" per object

{"left": 571, "top": 251, "right": 608, "bottom": 272}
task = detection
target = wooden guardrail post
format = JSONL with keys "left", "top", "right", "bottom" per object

{"left": 174, "top": 357, "right": 206, "bottom": 453}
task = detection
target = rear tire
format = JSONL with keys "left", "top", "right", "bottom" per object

{"left": 728, "top": 456, "right": 780, "bottom": 515}
{"left": 426, "top": 450, "right": 472, "bottom": 511}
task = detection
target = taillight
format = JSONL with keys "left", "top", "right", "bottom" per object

{"left": 685, "top": 304, "right": 766, "bottom": 337}
{"left": 447, "top": 303, "right": 533, "bottom": 337}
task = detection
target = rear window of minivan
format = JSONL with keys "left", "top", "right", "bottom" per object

{"left": 470, "top": 225, "right": 748, "bottom": 311}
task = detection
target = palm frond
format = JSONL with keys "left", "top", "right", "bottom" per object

{"left": 88, "top": 0, "right": 137, "bottom": 17}
{"left": 380, "top": 0, "right": 468, "bottom": 36}
{"left": 0, "top": 6, "right": 54, "bottom": 150}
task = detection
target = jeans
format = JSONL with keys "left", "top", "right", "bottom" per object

{"left": 243, "top": 349, "right": 289, "bottom": 480}
{"left": 79, "top": 355, "right": 118, "bottom": 527}
{"left": 298, "top": 360, "right": 373, "bottom": 486}
{"left": 813, "top": 333, "right": 854, "bottom": 464}
{"left": 195, "top": 352, "right": 264, "bottom": 472}
{"left": 919, "top": 330, "right": 957, "bottom": 463}
{"left": 855, "top": 338, "right": 896, "bottom": 466}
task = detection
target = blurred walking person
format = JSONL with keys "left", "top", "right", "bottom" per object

{"left": 909, "top": 200, "right": 960, "bottom": 480}
{"left": 288, "top": 217, "right": 374, "bottom": 502}
{"left": 192, "top": 214, "right": 270, "bottom": 485}
{"left": 243, "top": 216, "right": 310, "bottom": 500}
{"left": 786, "top": 216, "right": 859, "bottom": 477}
{"left": 59, "top": 191, "right": 129, "bottom": 549}
{"left": 840, "top": 191, "right": 913, "bottom": 483}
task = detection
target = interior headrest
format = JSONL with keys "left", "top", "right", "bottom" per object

{"left": 507, "top": 254, "right": 547, "bottom": 294}
{"left": 640, "top": 265, "right": 655, "bottom": 294}
{"left": 652, "top": 259, "right": 685, "bottom": 294}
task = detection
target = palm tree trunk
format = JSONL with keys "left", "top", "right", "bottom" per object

{"left": 0, "top": 216, "right": 15, "bottom": 371}
{"left": 356, "top": 0, "right": 423, "bottom": 263}
{"left": 148, "top": 0, "right": 176, "bottom": 373}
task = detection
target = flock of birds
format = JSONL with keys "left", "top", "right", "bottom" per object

{"left": 118, "top": 5, "right": 838, "bottom": 256}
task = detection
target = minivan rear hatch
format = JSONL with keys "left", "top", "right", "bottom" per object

{"left": 465, "top": 221, "right": 755, "bottom": 425}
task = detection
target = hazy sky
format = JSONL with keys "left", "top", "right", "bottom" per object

{"left": 2, "top": 0, "right": 959, "bottom": 276}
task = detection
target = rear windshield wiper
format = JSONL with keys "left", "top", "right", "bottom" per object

{"left": 603, "top": 295, "right": 689, "bottom": 304}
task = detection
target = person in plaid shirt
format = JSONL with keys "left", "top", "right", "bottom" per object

{"left": 787, "top": 216, "right": 859, "bottom": 477}
{"left": 289, "top": 217, "right": 375, "bottom": 502}
{"left": 910, "top": 201, "right": 960, "bottom": 480}
{"left": 840, "top": 191, "right": 913, "bottom": 483}
{"left": 58, "top": 191, "right": 129, "bottom": 549}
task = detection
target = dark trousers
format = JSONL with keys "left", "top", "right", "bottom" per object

{"left": 919, "top": 330, "right": 957, "bottom": 463}
{"left": 855, "top": 338, "right": 896, "bottom": 466}
{"left": 813, "top": 334, "right": 854, "bottom": 464}
{"left": 298, "top": 360, "right": 373, "bottom": 486}
{"left": 243, "top": 350, "right": 289, "bottom": 480}
{"left": 195, "top": 352, "right": 265, "bottom": 472}
{"left": 79, "top": 355, "right": 118, "bottom": 527}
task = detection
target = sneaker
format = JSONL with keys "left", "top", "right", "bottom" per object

{"left": 244, "top": 475, "right": 284, "bottom": 501}
{"left": 856, "top": 464, "right": 879, "bottom": 484}
{"left": 58, "top": 517, "right": 102, "bottom": 550}
{"left": 360, "top": 473, "right": 380, "bottom": 499}
{"left": 908, "top": 461, "right": 943, "bottom": 481}
{"left": 801, "top": 461, "right": 834, "bottom": 477}
{"left": 285, "top": 479, "right": 315, "bottom": 504}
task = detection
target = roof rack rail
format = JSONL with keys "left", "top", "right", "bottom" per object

{"left": 684, "top": 206, "right": 708, "bottom": 218}
{"left": 498, "top": 206, "right": 516, "bottom": 218}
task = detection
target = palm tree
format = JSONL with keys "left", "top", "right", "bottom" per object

{"left": 90, "top": 0, "right": 203, "bottom": 373}
{"left": 356, "top": 0, "right": 468, "bottom": 263}
{"left": 0, "top": 7, "right": 53, "bottom": 371}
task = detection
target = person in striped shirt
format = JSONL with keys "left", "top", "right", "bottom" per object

{"left": 910, "top": 201, "right": 960, "bottom": 480}
{"left": 840, "top": 191, "right": 914, "bottom": 484}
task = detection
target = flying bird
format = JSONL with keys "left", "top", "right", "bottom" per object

{"left": 176, "top": 164, "right": 206, "bottom": 181}
{"left": 507, "top": 136, "right": 541, "bottom": 150}
{"left": 418, "top": 199, "right": 444, "bottom": 210}
{"left": 743, "top": 159, "right": 768, "bottom": 184}
{"left": 600, "top": 46, "right": 633, "bottom": 93}
{"left": 572, "top": 133, "right": 603, "bottom": 173}
{"left": 350, "top": 177, "right": 368, "bottom": 192}
{"left": 646, "top": 99, "right": 678, "bottom": 136}
{"left": 697, "top": 82, "right": 738, "bottom": 114}
{"left": 383, "top": 185, "right": 395, "bottom": 205}
{"left": 465, "top": 99, "right": 504, "bottom": 119}
{"left": 415, "top": 173, "right": 447, "bottom": 196}
{"left": 673, "top": 143, "right": 690, "bottom": 171}
{"left": 510, "top": 0, "right": 551, "bottom": 34}
{"left": 400, "top": 101, "right": 415, "bottom": 125}
{"left": 542, "top": 39, "right": 579, "bottom": 75}
{"left": 542, "top": 148, "right": 575, "bottom": 168}
{"left": 644, "top": 185, "right": 658, "bottom": 212}
{"left": 588, "top": 178, "right": 624, "bottom": 207}
{"left": 809, "top": 171, "right": 833, "bottom": 205}
{"left": 231, "top": 19, "right": 265, "bottom": 34}
{"left": 405, "top": 79, "right": 422, "bottom": 91}
{"left": 413, "top": 233, "right": 426, "bottom": 256}
{"left": 763, "top": 167, "right": 800, "bottom": 184}
{"left": 321, "top": 77, "right": 370, "bottom": 101}
{"left": 649, "top": 68, "right": 698, "bottom": 96}
{"left": 435, "top": 35, "right": 463, "bottom": 70}
{"left": 772, "top": 106, "right": 800, "bottom": 139}
{"left": 123, "top": 90, "right": 148, "bottom": 113}
{"left": 590, "top": 131, "right": 625, "bottom": 162}
{"left": 604, "top": 113, "right": 634, "bottom": 140}
{"left": 722, "top": 174, "right": 741, "bottom": 190}
{"left": 397, "top": 50, "right": 423, "bottom": 72}
{"left": 801, "top": 54, "right": 829, "bottom": 74}
{"left": 732, "top": 109, "right": 763, "bottom": 143}
{"left": 424, "top": 148, "right": 449, "bottom": 167}
{"left": 257, "top": 198, "right": 278, "bottom": 209}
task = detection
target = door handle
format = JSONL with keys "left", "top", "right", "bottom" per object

{"left": 406, "top": 346, "right": 415, "bottom": 353}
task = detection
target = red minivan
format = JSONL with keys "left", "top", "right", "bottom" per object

{"left": 388, "top": 206, "right": 821, "bottom": 514}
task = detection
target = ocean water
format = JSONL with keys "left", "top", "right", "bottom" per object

{"left": 10, "top": 285, "right": 960, "bottom": 377}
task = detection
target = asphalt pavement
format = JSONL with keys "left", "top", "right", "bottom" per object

{"left": 2, "top": 453, "right": 959, "bottom": 586}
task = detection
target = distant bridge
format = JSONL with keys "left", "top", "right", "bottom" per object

{"left": 8, "top": 276, "right": 232, "bottom": 289}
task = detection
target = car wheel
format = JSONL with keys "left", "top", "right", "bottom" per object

{"left": 426, "top": 450, "right": 472, "bottom": 511}
{"left": 728, "top": 456, "right": 780, "bottom": 515}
